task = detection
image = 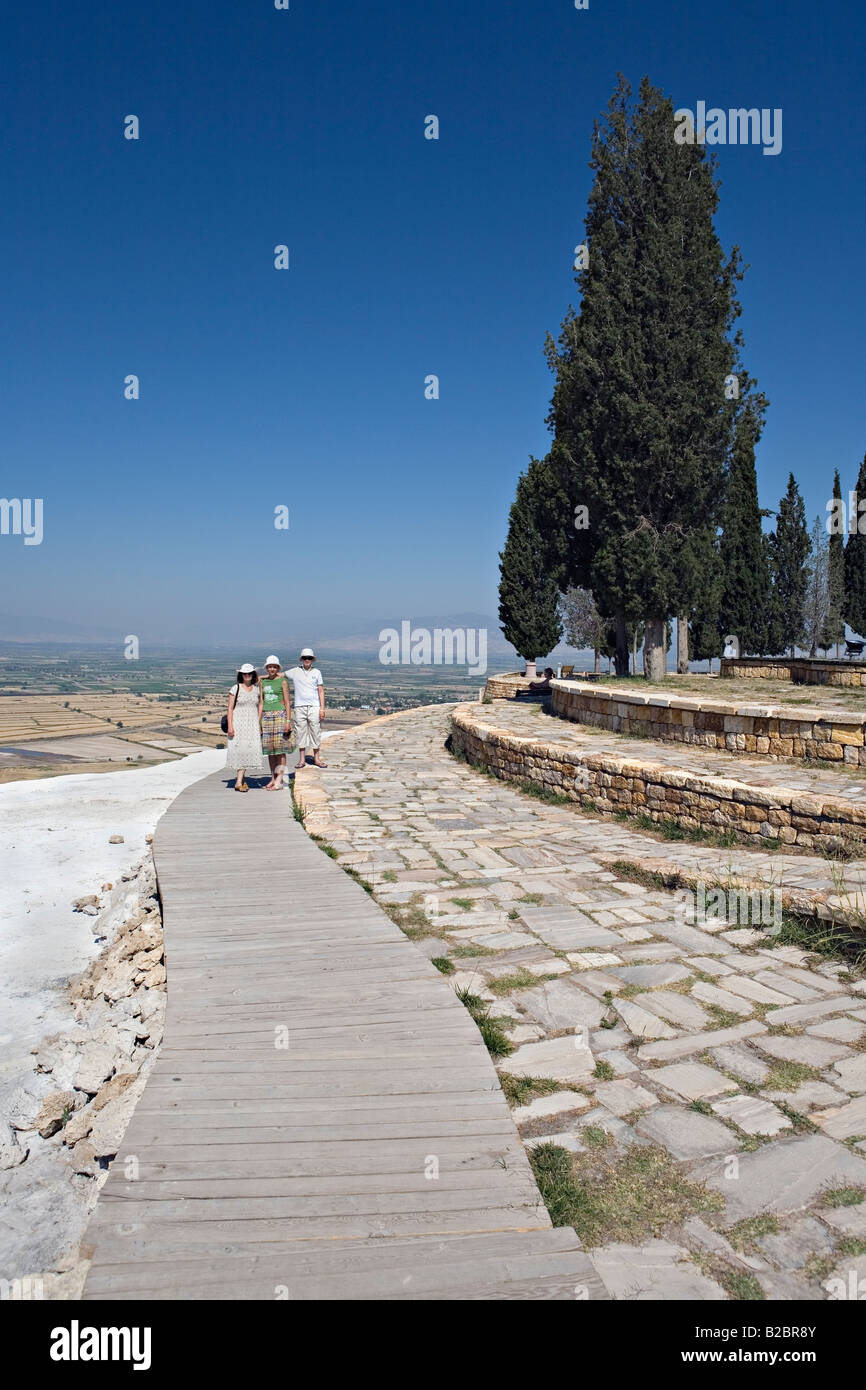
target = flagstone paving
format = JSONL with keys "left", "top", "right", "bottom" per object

{"left": 294, "top": 705, "right": 866, "bottom": 1301}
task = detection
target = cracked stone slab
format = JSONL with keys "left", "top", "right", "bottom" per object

{"left": 757, "top": 1216, "right": 835, "bottom": 1271}
{"left": 593, "top": 1078, "right": 659, "bottom": 1118}
{"left": 512, "top": 978, "right": 607, "bottom": 1032}
{"left": 636, "top": 990, "right": 708, "bottom": 1030}
{"left": 590, "top": 1240, "right": 727, "bottom": 1301}
{"left": 754, "top": 1035, "right": 852, "bottom": 1067}
{"left": 652, "top": 1062, "right": 739, "bottom": 1101}
{"left": 832, "top": 1054, "right": 866, "bottom": 1094}
{"left": 607, "top": 963, "right": 692, "bottom": 989}
{"left": 512, "top": 1090, "right": 594, "bottom": 1125}
{"left": 697, "top": 1134, "right": 866, "bottom": 1223}
{"left": 709, "top": 1044, "right": 770, "bottom": 1086}
{"left": 501, "top": 1035, "right": 595, "bottom": 1083}
{"left": 812, "top": 1093, "right": 866, "bottom": 1140}
{"left": 691, "top": 980, "right": 754, "bottom": 1017}
{"left": 635, "top": 1104, "right": 735, "bottom": 1160}
{"left": 767, "top": 995, "right": 858, "bottom": 1027}
{"left": 638, "top": 1020, "right": 766, "bottom": 1063}
{"left": 763, "top": 1080, "right": 848, "bottom": 1111}
{"left": 710, "top": 1093, "right": 792, "bottom": 1137}
{"left": 820, "top": 1204, "right": 866, "bottom": 1239}
{"left": 808, "top": 1018, "right": 866, "bottom": 1042}
{"left": 614, "top": 1000, "right": 678, "bottom": 1039}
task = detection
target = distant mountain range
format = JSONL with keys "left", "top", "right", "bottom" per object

{"left": 0, "top": 609, "right": 597, "bottom": 666}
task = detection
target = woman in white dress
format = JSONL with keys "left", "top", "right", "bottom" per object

{"left": 225, "top": 664, "right": 267, "bottom": 791}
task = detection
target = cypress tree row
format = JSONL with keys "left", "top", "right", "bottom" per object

{"left": 824, "top": 469, "right": 845, "bottom": 654}
{"left": 498, "top": 457, "right": 563, "bottom": 667}
{"left": 768, "top": 474, "right": 810, "bottom": 657}
{"left": 844, "top": 455, "right": 866, "bottom": 640}
{"left": 717, "top": 390, "right": 772, "bottom": 653}
{"left": 544, "top": 76, "right": 745, "bottom": 680}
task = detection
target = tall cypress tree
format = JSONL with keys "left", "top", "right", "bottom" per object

{"left": 844, "top": 455, "right": 866, "bottom": 640}
{"left": 717, "top": 391, "right": 772, "bottom": 653}
{"left": 824, "top": 469, "right": 845, "bottom": 654}
{"left": 498, "top": 458, "right": 563, "bottom": 665}
{"left": 768, "top": 474, "right": 810, "bottom": 657}
{"left": 545, "top": 76, "right": 745, "bottom": 680}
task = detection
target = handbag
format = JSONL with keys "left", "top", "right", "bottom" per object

{"left": 221, "top": 684, "right": 239, "bottom": 735}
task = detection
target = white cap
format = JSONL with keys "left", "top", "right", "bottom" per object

{"left": 300, "top": 647, "right": 315, "bottom": 658}
{"left": 238, "top": 663, "right": 255, "bottom": 673}
{"left": 264, "top": 655, "right": 281, "bottom": 667}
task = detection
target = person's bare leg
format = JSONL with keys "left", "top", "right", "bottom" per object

{"left": 235, "top": 768, "right": 245, "bottom": 790}
{"left": 273, "top": 754, "right": 286, "bottom": 789}
{"left": 313, "top": 746, "right": 327, "bottom": 768}
{"left": 265, "top": 754, "right": 279, "bottom": 789}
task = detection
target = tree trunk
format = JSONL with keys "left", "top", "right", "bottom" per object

{"left": 676, "top": 616, "right": 689, "bottom": 674}
{"left": 613, "top": 612, "right": 630, "bottom": 677}
{"left": 593, "top": 647, "right": 600, "bottom": 673}
{"left": 644, "top": 617, "right": 667, "bottom": 681}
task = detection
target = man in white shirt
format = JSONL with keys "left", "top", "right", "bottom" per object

{"left": 286, "top": 648, "right": 327, "bottom": 770}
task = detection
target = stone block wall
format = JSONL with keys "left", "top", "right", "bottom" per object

{"left": 450, "top": 704, "right": 866, "bottom": 853}
{"left": 721, "top": 657, "right": 866, "bottom": 687}
{"left": 549, "top": 680, "right": 866, "bottom": 766}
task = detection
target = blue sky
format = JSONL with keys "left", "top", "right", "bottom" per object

{"left": 1, "top": 0, "right": 863, "bottom": 645}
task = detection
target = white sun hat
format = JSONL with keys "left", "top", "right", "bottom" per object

{"left": 238, "top": 663, "right": 255, "bottom": 673}
{"left": 299, "top": 647, "right": 315, "bottom": 658}
{"left": 264, "top": 655, "right": 281, "bottom": 667}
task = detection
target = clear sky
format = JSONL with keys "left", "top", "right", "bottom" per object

{"left": 1, "top": 0, "right": 863, "bottom": 645}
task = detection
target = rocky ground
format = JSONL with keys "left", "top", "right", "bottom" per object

{"left": 0, "top": 856, "right": 166, "bottom": 1298}
{"left": 295, "top": 705, "right": 866, "bottom": 1301}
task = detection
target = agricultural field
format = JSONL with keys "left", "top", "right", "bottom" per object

{"left": 0, "top": 643, "right": 484, "bottom": 782}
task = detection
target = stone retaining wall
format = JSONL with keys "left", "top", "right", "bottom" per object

{"left": 484, "top": 672, "right": 534, "bottom": 698}
{"left": 550, "top": 680, "right": 866, "bottom": 766}
{"left": 450, "top": 703, "right": 866, "bottom": 853}
{"left": 721, "top": 656, "right": 866, "bottom": 687}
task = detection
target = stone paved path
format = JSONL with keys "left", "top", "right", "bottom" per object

{"left": 295, "top": 705, "right": 866, "bottom": 1301}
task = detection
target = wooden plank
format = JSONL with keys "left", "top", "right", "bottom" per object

{"left": 82, "top": 767, "right": 575, "bottom": 1301}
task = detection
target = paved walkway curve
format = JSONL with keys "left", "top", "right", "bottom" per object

{"left": 82, "top": 768, "right": 601, "bottom": 1300}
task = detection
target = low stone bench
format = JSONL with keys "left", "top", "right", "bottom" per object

{"left": 450, "top": 702, "right": 866, "bottom": 854}
{"left": 549, "top": 680, "right": 866, "bottom": 767}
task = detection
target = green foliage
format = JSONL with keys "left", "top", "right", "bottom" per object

{"left": 717, "top": 393, "right": 774, "bottom": 654}
{"left": 845, "top": 455, "right": 866, "bottom": 639}
{"left": 544, "top": 76, "right": 747, "bottom": 670}
{"left": 768, "top": 473, "right": 810, "bottom": 656}
{"left": 498, "top": 457, "right": 563, "bottom": 661}
{"left": 824, "top": 470, "right": 845, "bottom": 651}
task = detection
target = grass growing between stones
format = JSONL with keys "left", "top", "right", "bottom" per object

{"left": 764, "top": 1060, "right": 820, "bottom": 1091}
{"left": 529, "top": 1141, "right": 723, "bottom": 1249}
{"left": 727, "top": 1215, "right": 780, "bottom": 1252}
{"left": 498, "top": 1074, "right": 562, "bottom": 1106}
{"left": 486, "top": 967, "right": 542, "bottom": 995}
{"left": 608, "top": 859, "right": 866, "bottom": 970}
{"left": 823, "top": 1186, "right": 866, "bottom": 1207}
{"left": 454, "top": 987, "right": 513, "bottom": 1058}
{"left": 431, "top": 957, "right": 455, "bottom": 975}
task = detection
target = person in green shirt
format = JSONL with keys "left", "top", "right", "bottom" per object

{"left": 260, "top": 655, "right": 292, "bottom": 790}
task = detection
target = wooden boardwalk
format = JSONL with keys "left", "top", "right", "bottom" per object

{"left": 83, "top": 769, "right": 600, "bottom": 1300}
